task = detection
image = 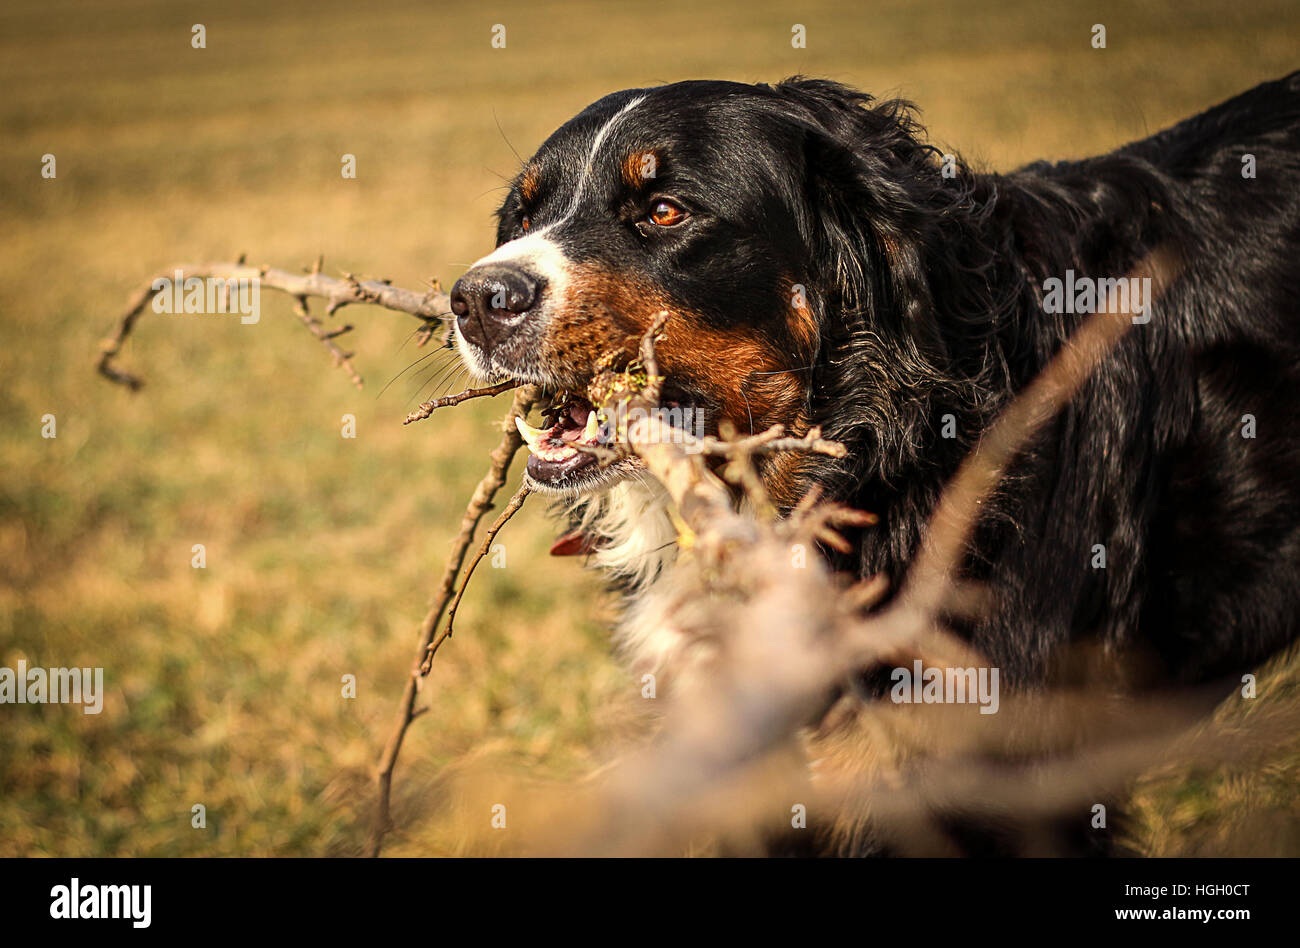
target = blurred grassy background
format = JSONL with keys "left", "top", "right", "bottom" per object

{"left": 1, "top": 0, "right": 1297, "bottom": 855}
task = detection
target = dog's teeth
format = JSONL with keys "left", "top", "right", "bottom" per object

{"left": 515, "top": 416, "right": 548, "bottom": 453}
{"left": 583, "top": 410, "right": 600, "bottom": 441}
{"left": 541, "top": 445, "right": 577, "bottom": 462}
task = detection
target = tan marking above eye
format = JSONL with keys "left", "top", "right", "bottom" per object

{"left": 622, "top": 149, "right": 660, "bottom": 189}
{"left": 521, "top": 216, "right": 531, "bottom": 232}
{"left": 647, "top": 200, "right": 687, "bottom": 227}
{"left": 519, "top": 163, "right": 541, "bottom": 203}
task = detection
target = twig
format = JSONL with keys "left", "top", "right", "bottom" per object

{"left": 692, "top": 424, "right": 847, "bottom": 459}
{"left": 403, "top": 379, "right": 522, "bottom": 425}
{"left": 368, "top": 384, "right": 541, "bottom": 857}
{"left": 292, "top": 294, "right": 363, "bottom": 388}
{"left": 637, "top": 311, "right": 668, "bottom": 403}
{"left": 423, "top": 483, "right": 531, "bottom": 671}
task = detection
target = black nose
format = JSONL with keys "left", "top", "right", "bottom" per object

{"left": 449, "top": 265, "right": 542, "bottom": 351}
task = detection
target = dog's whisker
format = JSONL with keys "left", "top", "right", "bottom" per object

{"left": 380, "top": 349, "right": 446, "bottom": 398}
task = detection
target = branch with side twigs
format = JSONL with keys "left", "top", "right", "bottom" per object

{"left": 98, "top": 258, "right": 540, "bottom": 858}
{"left": 368, "top": 383, "right": 541, "bottom": 858}
{"left": 97, "top": 257, "right": 450, "bottom": 390}
{"left": 692, "top": 424, "right": 847, "bottom": 460}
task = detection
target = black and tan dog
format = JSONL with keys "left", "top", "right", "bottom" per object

{"left": 450, "top": 74, "right": 1300, "bottom": 756}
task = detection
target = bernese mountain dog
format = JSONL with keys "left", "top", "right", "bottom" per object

{"left": 449, "top": 74, "right": 1300, "bottom": 753}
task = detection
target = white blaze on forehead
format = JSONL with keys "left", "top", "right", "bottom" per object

{"left": 535, "top": 93, "right": 647, "bottom": 237}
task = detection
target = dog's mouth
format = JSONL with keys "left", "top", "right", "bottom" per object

{"left": 514, "top": 380, "right": 706, "bottom": 494}
{"left": 515, "top": 391, "right": 605, "bottom": 487}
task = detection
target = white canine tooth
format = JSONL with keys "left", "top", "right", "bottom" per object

{"left": 515, "top": 416, "right": 548, "bottom": 454}
{"left": 583, "top": 410, "right": 600, "bottom": 441}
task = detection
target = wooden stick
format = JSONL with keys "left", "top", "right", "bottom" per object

{"left": 368, "top": 384, "right": 541, "bottom": 857}
{"left": 404, "top": 379, "right": 522, "bottom": 425}
{"left": 98, "top": 259, "right": 449, "bottom": 390}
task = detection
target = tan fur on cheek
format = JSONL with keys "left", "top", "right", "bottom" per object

{"left": 539, "top": 266, "right": 813, "bottom": 436}
{"left": 785, "top": 276, "right": 819, "bottom": 358}
{"left": 761, "top": 449, "right": 812, "bottom": 509}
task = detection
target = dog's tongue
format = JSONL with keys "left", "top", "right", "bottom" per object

{"left": 559, "top": 402, "right": 594, "bottom": 442}
{"left": 550, "top": 528, "right": 598, "bottom": 556}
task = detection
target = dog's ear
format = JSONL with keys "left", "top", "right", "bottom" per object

{"left": 772, "top": 78, "right": 950, "bottom": 364}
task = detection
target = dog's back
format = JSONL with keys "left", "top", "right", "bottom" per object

{"left": 953, "top": 71, "right": 1300, "bottom": 687}
{"left": 1129, "top": 73, "right": 1300, "bottom": 684}
{"left": 1122, "top": 69, "right": 1300, "bottom": 176}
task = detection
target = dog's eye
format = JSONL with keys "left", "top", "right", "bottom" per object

{"left": 646, "top": 200, "right": 687, "bottom": 227}
{"left": 521, "top": 216, "right": 532, "bottom": 233}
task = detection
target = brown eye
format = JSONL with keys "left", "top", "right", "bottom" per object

{"left": 647, "top": 200, "right": 687, "bottom": 227}
{"left": 521, "top": 216, "right": 531, "bottom": 232}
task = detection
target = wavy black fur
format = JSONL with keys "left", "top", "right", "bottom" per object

{"left": 773, "top": 72, "right": 1300, "bottom": 689}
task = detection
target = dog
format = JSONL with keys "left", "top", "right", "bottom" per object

{"left": 449, "top": 74, "right": 1300, "bottom": 848}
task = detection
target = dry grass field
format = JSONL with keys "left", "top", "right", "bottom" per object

{"left": 1, "top": 0, "right": 1297, "bottom": 856}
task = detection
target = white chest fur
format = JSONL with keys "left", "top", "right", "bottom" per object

{"left": 567, "top": 479, "right": 687, "bottom": 676}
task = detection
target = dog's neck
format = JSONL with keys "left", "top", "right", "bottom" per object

{"left": 567, "top": 479, "right": 678, "bottom": 595}
{"left": 565, "top": 479, "right": 691, "bottom": 673}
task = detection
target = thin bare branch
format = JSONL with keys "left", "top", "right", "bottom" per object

{"left": 424, "top": 483, "right": 531, "bottom": 670}
{"left": 369, "top": 383, "right": 541, "bottom": 857}
{"left": 98, "top": 260, "right": 449, "bottom": 389}
{"left": 403, "top": 379, "right": 522, "bottom": 425}
{"left": 292, "top": 294, "right": 363, "bottom": 389}
{"left": 694, "top": 424, "right": 847, "bottom": 459}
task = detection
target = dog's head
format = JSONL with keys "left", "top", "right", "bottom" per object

{"left": 452, "top": 79, "right": 966, "bottom": 500}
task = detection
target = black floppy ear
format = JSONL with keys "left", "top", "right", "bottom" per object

{"left": 773, "top": 78, "right": 950, "bottom": 364}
